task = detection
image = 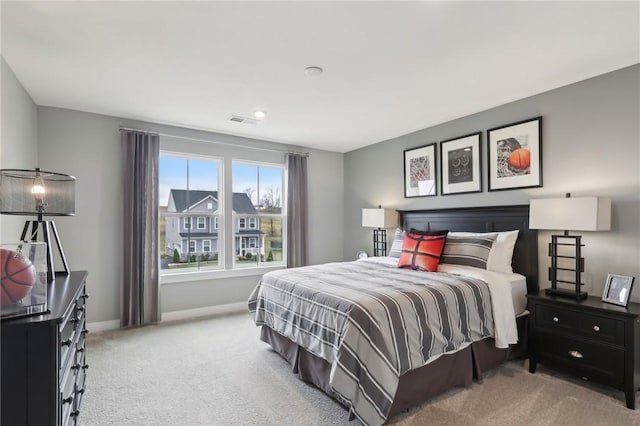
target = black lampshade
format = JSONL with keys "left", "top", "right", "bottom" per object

{"left": 0, "top": 168, "right": 75, "bottom": 216}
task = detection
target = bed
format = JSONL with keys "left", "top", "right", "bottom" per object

{"left": 249, "top": 205, "right": 538, "bottom": 425}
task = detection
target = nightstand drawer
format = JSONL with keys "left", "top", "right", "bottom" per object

{"left": 536, "top": 304, "right": 579, "bottom": 330}
{"left": 536, "top": 332, "right": 625, "bottom": 385}
{"left": 535, "top": 304, "right": 625, "bottom": 346}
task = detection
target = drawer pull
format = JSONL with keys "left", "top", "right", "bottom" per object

{"left": 70, "top": 410, "right": 80, "bottom": 418}
{"left": 569, "top": 350, "right": 583, "bottom": 359}
{"left": 552, "top": 316, "right": 559, "bottom": 323}
{"left": 61, "top": 339, "right": 72, "bottom": 346}
{"left": 71, "top": 363, "right": 81, "bottom": 371}
{"left": 82, "top": 364, "right": 89, "bottom": 370}
{"left": 77, "top": 347, "right": 85, "bottom": 354}
{"left": 77, "top": 306, "right": 85, "bottom": 312}
{"left": 81, "top": 329, "right": 89, "bottom": 335}
{"left": 593, "top": 325, "right": 600, "bottom": 332}
{"left": 81, "top": 294, "right": 90, "bottom": 299}
{"left": 77, "top": 388, "right": 86, "bottom": 395}
{"left": 62, "top": 395, "right": 74, "bottom": 405}
{"left": 70, "top": 318, "right": 79, "bottom": 324}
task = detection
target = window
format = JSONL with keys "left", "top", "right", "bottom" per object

{"left": 232, "top": 162, "right": 285, "bottom": 268}
{"left": 160, "top": 152, "right": 286, "bottom": 278}
{"left": 159, "top": 154, "right": 221, "bottom": 274}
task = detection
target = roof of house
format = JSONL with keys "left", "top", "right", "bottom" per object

{"left": 169, "top": 189, "right": 257, "bottom": 214}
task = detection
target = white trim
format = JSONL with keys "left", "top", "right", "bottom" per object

{"left": 197, "top": 216, "right": 206, "bottom": 229}
{"left": 183, "top": 217, "right": 192, "bottom": 229}
{"left": 87, "top": 302, "right": 248, "bottom": 332}
{"left": 162, "top": 302, "right": 247, "bottom": 322}
{"left": 188, "top": 240, "right": 196, "bottom": 252}
{"left": 161, "top": 264, "right": 284, "bottom": 284}
{"left": 87, "top": 319, "right": 121, "bottom": 332}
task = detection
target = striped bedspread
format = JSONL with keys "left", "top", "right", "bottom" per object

{"left": 248, "top": 259, "right": 497, "bottom": 426}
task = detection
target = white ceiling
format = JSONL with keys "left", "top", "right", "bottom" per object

{"left": 2, "top": 1, "right": 639, "bottom": 153}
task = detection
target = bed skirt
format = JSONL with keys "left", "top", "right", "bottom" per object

{"left": 260, "top": 313, "right": 528, "bottom": 422}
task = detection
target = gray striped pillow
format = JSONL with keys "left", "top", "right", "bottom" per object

{"left": 388, "top": 228, "right": 405, "bottom": 258}
{"left": 441, "top": 234, "right": 497, "bottom": 269}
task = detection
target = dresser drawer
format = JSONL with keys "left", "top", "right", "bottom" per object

{"left": 536, "top": 332, "right": 625, "bottom": 386}
{"left": 535, "top": 304, "right": 625, "bottom": 346}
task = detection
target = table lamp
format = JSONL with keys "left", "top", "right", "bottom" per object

{"left": 0, "top": 168, "right": 76, "bottom": 282}
{"left": 362, "top": 206, "right": 398, "bottom": 257}
{"left": 529, "top": 193, "right": 611, "bottom": 299}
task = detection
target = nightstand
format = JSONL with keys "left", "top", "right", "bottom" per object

{"left": 528, "top": 291, "right": 640, "bottom": 409}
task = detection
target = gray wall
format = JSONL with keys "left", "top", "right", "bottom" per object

{"left": 0, "top": 57, "right": 38, "bottom": 242}
{"left": 37, "top": 107, "right": 344, "bottom": 323}
{"left": 344, "top": 65, "right": 640, "bottom": 301}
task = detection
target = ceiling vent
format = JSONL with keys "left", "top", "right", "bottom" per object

{"left": 229, "top": 115, "right": 259, "bottom": 125}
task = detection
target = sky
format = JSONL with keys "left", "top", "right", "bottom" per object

{"left": 159, "top": 155, "right": 283, "bottom": 207}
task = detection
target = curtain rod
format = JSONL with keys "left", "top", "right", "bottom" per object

{"left": 119, "top": 127, "right": 310, "bottom": 157}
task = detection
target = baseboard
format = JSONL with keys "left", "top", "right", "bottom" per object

{"left": 162, "top": 302, "right": 247, "bottom": 322}
{"left": 87, "top": 302, "right": 248, "bottom": 332}
{"left": 87, "top": 319, "right": 121, "bottom": 332}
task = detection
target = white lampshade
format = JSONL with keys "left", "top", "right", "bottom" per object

{"left": 529, "top": 196, "right": 611, "bottom": 231}
{"left": 362, "top": 208, "right": 398, "bottom": 228}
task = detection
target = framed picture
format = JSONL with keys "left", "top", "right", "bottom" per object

{"left": 404, "top": 143, "right": 437, "bottom": 198}
{"left": 602, "top": 274, "right": 634, "bottom": 307}
{"left": 440, "top": 132, "right": 482, "bottom": 195}
{"left": 487, "top": 116, "right": 542, "bottom": 191}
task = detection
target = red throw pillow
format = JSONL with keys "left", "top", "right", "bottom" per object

{"left": 397, "top": 233, "right": 447, "bottom": 272}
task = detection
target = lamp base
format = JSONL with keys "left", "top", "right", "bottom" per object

{"left": 545, "top": 288, "right": 588, "bottom": 300}
{"left": 373, "top": 228, "right": 387, "bottom": 257}
{"left": 20, "top": 220, "right": 70, "bottom": 283}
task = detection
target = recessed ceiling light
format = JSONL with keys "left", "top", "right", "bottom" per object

{"left": 254, "top": 111, "right": 266, "bottom": 119}
{"left": 304, "top": 66, "right": 323, "bottom": 76}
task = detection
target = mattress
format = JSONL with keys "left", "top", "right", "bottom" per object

{"left": 372, "top": 257, "right": 528, "bottom": 316}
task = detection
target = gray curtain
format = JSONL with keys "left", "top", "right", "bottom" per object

{"left": 121, "top": 130, "right": 160, "bottom": 327}
{"left": 286, "top": 154, "right": 308, "bottom": 268}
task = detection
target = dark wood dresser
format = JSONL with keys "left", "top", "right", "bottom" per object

{"left": 528, "top": 291, "right": 640, "bottom": 408}
{"left": 1, "top": 271, "right": 89, "bottom": 425}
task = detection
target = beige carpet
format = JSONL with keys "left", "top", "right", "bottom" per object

{"left": 83, "top": 312, "right": 640, "bottom": 425}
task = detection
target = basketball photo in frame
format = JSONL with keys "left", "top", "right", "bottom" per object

{"left": 487, "top": 117, "right": 542, "bottom": 191}
{"left": 440, "top": 132, "right": 482, "bottom": 195}
{"left": 404, "top": 143, "right": 437, "bottom": 198}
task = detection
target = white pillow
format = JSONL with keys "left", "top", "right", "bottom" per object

{"left": 448, "top": 230, "right": 519, "bottom": 273}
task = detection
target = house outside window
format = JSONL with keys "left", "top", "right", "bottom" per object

{"left": 160, "top": 153, "right": 286, "bottom": 278}
{"left": 160, "top": 154, "right": 222, "bottom": 273}
{"left": 232, "top": 161, "right": 285, "bottom": 268}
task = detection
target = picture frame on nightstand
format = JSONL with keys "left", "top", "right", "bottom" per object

{"left": 602, "top": 274, "right": 634, "bottom": 307}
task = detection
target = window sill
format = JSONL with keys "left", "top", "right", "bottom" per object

{"left": 160, "top": 265, "right": 285, "bottom": 284}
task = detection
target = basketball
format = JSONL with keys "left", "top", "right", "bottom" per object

{"left": 508, "top": 148, "right": 531, "bottom": 170}
{"left": 1, "top": 248, "right": 36, "bottom": 306}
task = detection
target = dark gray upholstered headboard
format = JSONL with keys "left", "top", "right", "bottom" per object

{"left": 398, "top": 205, "right": 538, "bottom": 294}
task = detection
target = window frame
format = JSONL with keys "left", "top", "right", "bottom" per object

{"left": 231, "top": 160, "right": 286, "bottom": 270}
{"left": 159, "top": 151, "right": 287, "bottom": 283}
{"left": 159, "top": 151, "right": 224, "bottom": 278}
{"left": 197, "top": 217, "right": 207, "bottom": 230}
